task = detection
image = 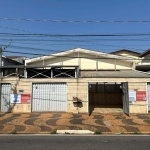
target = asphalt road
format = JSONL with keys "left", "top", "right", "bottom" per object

{"left": 0, "top": 135, "right": 150, "bottom": 150}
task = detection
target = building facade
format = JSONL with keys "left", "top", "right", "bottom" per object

{"left": 1, "top": 48, "right": 150, "bottom": 114}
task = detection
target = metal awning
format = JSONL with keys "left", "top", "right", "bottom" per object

{"left": 80, "top": 70, "right": 150, "bottom": 78}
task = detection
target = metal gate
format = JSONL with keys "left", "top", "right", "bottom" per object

{"left": 122, "top": 82, "right": 130, "bottom": 115}
{"left": 147, "top": 83, "right": 150, "bottom": 111}
{"left": 1, "top": 83, "right": 11, "bottom": 112}
{"left": 32, "top": 83, "right": 67, "bottom": 112}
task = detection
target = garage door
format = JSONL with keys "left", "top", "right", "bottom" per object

{"left": 1, "top": 83, "right": 11, "bottom": 112}
{"left": 32, "top": 83, "right": 67, "bottom": 112}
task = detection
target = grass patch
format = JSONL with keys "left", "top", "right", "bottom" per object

{"left": 10, "top": 130, "right": 17, "bottom": 134}
{"left": 94, "top": 130, "right": 102, "bottom": 135}
{"left": 121, "top": 132, "right": 125, "bottom": 134}
{"left": 51, "top": 129, "right": 57, "bottom": 134}
{"left": 133, "top": 132, "right": 141, "bottom": 134}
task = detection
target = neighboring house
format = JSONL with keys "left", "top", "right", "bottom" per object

{"left": 1, "top": 56, "right": 23, "bottom": 77}
{"left": 110, "top": 49, "right": 141, "bottom": 69}
{"left": 111, "top": 49, "right": 150, "bottom": 72}
{"left": 136, "top": 49, "right": 150, "bottom": 72}
{"left": 2, "top": 56, "right": 23, "bottom": 66}
{"left": 6, "top": 56, "right": 26, "bottom": 64}
{"left": 110, "top": 49, "right": 140, "bottom": 59}
{"left": 1, "top": 48, "right": 150, "bottom": 114}
{"left": 0, "top": 54, "right": 24, "bottom": 112}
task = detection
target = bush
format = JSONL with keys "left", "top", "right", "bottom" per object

{"left": 133, "top": 132, "right": 141, "bottom": 134}
{"left": 51, "top": 129, "right": 57, "bottom": 134}
{"left": 94, "top": 130, "right": 102, "bottom": 134}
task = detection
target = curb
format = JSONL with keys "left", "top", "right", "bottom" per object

{"left": 57, "top": 130, "right": 94, "bottom": 134}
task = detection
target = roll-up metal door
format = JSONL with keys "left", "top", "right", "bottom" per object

{"left": 32, "top": 83, "right": 67, "bottom": 112}
{"left": 1, "top": 83, "right": 11, "bottom": 112}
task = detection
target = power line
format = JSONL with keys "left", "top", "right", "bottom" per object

{"left": 1, "top": 40, "right": 149, "bottom": 48}
{"left": 0, "top": 25, "right": 148, "bottom": 53}
{"left": 0, "top": 42, "right": 144, "bottom": 53}
{"left": 1, "top": 38, "right": 150, "bottom": 42}
{"left": 0, "top": 38, "right": 144, "bottom": 52}
{"left": 1, "top": 18, "right": 150, "bottom": 23}
{"left": 0, "top": 44, "right": 61, "bottom": 53}
{"left": 1, "top": 32, "right": 150, "bottom": 36}
{"left": 0, "top": 25, "right": 33, "bottom": 33}
{"left": 0, "top": 26, "right": 125, "bottom": 51}
{"left": 0, "top": 33, "right": 148, "bottom": 50}
{"left": 4, "top": 50, "right": 143, "bottom": 60}
{"left": 0, "top": 24, "right": 149, "bottom": 52}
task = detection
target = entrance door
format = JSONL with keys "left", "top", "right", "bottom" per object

{"left": 122, "top": 82, "right": 130, "bottom": 115}
{"left": 147, "top": 83, "right": 150, "bottom": 112}
{"left": 88, "top": 82, "right": 123, "bottom": 114}
{"left": 1, "top": 83, "right": 11, "bottom": 112}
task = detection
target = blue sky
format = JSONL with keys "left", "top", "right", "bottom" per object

{"left": 0, "top": 0, "right": 150, "bottom": 57}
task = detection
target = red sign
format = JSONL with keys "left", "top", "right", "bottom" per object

{"left": 21, "top": 94, "right": 31, "bottom": 103}
{"left": 136, "top": 91, "right": 146, "bottom": 101}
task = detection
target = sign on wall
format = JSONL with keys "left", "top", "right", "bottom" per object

{"left": 136, "top": 91, "right": 147, "bottom": 101}
{"left": 11, "top": 94, "right": 21, "bottom": 103}
{"left": 11, "top": 94, "right": 30, "bottom": 103}
{"left": 129, "top": 91, "right": 147, "bottom": 101}
{"left": 129, "top": 91, "right": 136, "bottom": 101}
{"left": 21, "top": 94, "right": 31, "bottom": 103}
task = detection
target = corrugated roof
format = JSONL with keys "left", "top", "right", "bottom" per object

{"left": 80, "top": 70, "right": 150, "bottom": 78}
{"left": 25, "top": 48, "right": 133, "bottom": 64}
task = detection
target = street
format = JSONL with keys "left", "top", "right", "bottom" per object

{"left": 0, "top": 135, "right": 150, "bottom": 150}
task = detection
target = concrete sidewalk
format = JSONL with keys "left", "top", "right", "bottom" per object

{"left": 0, "top": 112, "right": 150, "bottom": 134}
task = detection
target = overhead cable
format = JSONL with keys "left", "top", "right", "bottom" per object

{"left": 1, "top": 18, "right": 150, "bottom": 23}
{"left": 3, "top": 50, "right": 141, "bottom": 60}
{"left": 1, "top": 32, "right": 150, "bottom": 36}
